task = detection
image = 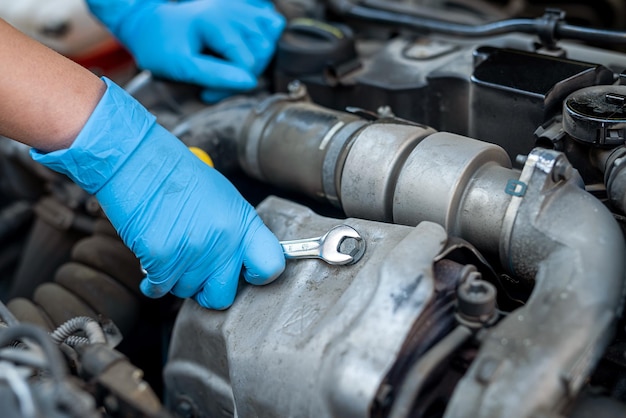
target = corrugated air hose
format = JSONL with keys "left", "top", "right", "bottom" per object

{"left": 6, "top": 218, "right": 144, "bottom": 336}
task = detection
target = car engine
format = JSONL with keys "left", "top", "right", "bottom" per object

{"left": 2, "top": 0, "right": 626, "bottom": 417}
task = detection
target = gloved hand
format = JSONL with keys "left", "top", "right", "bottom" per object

{"left": 31, "top": 77, "right": 285, "bottom": 309}
{"left": 85, "top": 0, "right": 285, "bottom": 102}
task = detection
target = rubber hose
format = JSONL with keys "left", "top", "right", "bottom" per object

{"left": 50, "top": 316, "right": 107, "bottom": 346}
{"left": 7, "top": 218, "right": 144, "bottom": 336}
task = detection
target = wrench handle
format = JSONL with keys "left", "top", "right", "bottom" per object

{"left": 280, "top": 237, "right": 323, "bottom": 259}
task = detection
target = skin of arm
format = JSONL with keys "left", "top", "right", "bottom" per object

{"left": 0, "top": 19, "right": 286, "bottom": 309}
{"left": 0, "top": 18, "right": 105, "bottom": 152}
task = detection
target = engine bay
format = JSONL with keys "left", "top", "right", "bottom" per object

{"left": 2, "top": 1, "right": 626, "bottom": 417}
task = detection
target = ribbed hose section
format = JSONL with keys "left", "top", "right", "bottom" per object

{"left": 7, "top": 216, "right": 177, "bottom": 397}
{"left": 50, "top": 316, "right": 107, "bottom": 346}
{"left": 7, "top": 218, "right": 144, "bottom": 336}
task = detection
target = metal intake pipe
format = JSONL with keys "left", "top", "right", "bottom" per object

{"left": 237, "top": 90, "right": 513, "bottom": 256}
{"left": 445, "top": 149, "right": 626, "bottom": 417}
{"left": 233, "top": 92, "right": 626, "bottom": 416}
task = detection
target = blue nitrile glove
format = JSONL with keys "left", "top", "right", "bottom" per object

{"left": 30, "top": 78, "right": 285, "bottom": 309}
{"left": 85, "top": 0, "right": 285, "bottom": 102}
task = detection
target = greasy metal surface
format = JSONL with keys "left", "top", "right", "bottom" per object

{"left": 239, "top": 98, "right": 363, "bottom": 202}
{"left": 164, "top": 196, "right": 449, "bottom": 418}
{"left": 445, "top": 148, "right": 626, "bottom": 418}
{"left": 340, "top": 123, "right": 434, "bottom": 222}
{"left": 392, "top": 132, "right": 511, "bottom": 229}
{"left": 392, "top": 132, "right": 514, "bottom": 254}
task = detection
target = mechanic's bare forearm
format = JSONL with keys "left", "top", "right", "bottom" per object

{"left": 0, "top": 19, "right": 105, "bottom": 152}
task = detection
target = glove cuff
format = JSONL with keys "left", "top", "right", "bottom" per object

{"left": 31, "top": 77, "right": 156, "bottom": 195}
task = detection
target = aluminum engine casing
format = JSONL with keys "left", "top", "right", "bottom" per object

{"left": 164, "top": 196, "right": 455, "bottom": 417}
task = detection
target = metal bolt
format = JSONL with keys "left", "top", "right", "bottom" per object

{"left": 457, "top": 279, "right": 497, "bottom": 321}
{"left": 338, "top": 236, "right": 360, "bottom": 258}
{"left": 376, "top": 105, "right": 395, "bottom": 118}
{"left": 515, "top": 154, "right": 528, "bottom": 166}
{"left": 467, "top": 281, "right": 489, "bottom": 297}
{"left": 287, "top": 80, "right": 306, "bottom": 98}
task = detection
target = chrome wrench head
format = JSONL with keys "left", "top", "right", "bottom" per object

{"left": 319, "top": 225, "right": 366, "bottom": 265}
{"left": 280, "top": 225, "right": 366, "bottom": 265}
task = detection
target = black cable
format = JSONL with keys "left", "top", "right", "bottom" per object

{"left": 0, "top": 299, "right": 19, "bottom": 327}
{"left": 0, "top": 324, "right": 67, "bottom": 381}
{"left": 557, "top": 23, "right": 626, "bottom": 45}
{"left": 388, "top": 325, "right": 473, "bottom": 418}
{"left": 361, "top": 0, "right": 525, "bottom": 23}
{"left": 328, "top": 1, "right": 626, "bottom": 46}
{"left": 346, "top": 4, "right": 537, "bottom": 36}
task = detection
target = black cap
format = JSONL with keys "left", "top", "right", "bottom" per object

{"left": 563, "top": 85, "right": 626, "bottom": 146}
{"left": 276, "top": 18, "right": 359, "bottom": 77}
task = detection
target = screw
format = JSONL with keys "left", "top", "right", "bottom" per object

{"left": 287, "top": 80, "right": 306, "bottom": 98}
{"left": 515, "top": 154, "right": 528, "bottom": 166}
{"left": 467, "top": 281, "right": 489, "bottom": 297}
{"left": 339, "top": 237, "right": 360, "bottom": 258}
{"left": 376, "top": 105, "right": 395, "bottom": 118}
{"left": 457, "top": 279, "right": 497, "bottom": 320}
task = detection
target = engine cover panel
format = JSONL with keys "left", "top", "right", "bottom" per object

{"left": 164, "top": 196, "right": 452, "bottom": 417}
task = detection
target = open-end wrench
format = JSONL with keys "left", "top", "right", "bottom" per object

{"left": 280, "top": 225, "right": 366, "bottom": 265}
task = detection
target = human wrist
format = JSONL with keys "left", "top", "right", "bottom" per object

{"left": 30, "top": 77, "right": 156, "bottom": 195}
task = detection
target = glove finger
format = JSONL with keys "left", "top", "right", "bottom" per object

{"left": 229, "top": 0, "right": 281, "bottom": 13}
{"left": 138, "top": 245, "right": 189, "bottom": 300}
{"left": 198, "top": 23, "right": 257, "bottom": 70}
{"left": 183, "top": 56, "right": 257, "bottom": 90}
{"left": 240, "top": 15, "right": 285, "bottom": 75}
{"left": 170, "top": 270, "right": 205, "bottom": 299}
{"left": 193, "top": 264, "right": 242, "bottom": 310}
{"left": 239, "top": 8, "right": 286, "bottom": 50}
{"left": 222, "top": 27, "right": 278, "bottom": 76}
{"left": 255, "top": 9, "right": 287, "bottom": 39}
{"left": 242, "top": 219, "right": 285, "bottom": 286}
{"left": 140, "top": 275, "right": 176, "bottom": 299}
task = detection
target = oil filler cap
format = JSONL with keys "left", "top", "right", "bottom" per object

{"left": 563, "top": 85, "right": 626, "bottom": 146}
{"left": 276, "top": 18, "right": 359, "bottom": 78}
